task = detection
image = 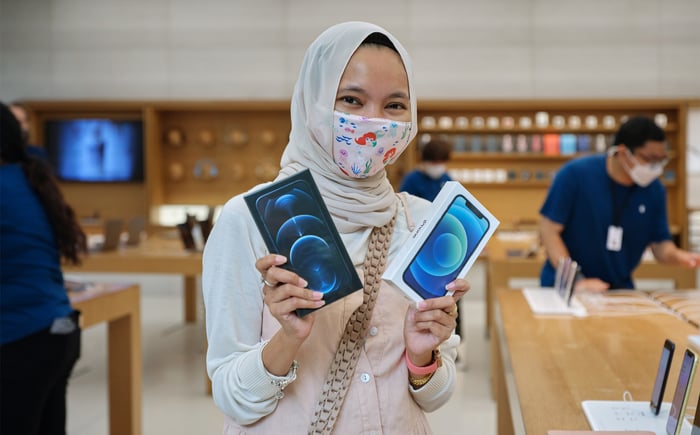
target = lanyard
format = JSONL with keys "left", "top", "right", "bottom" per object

{"left": 609, "top": 180, "right": 636, "bottom": 226}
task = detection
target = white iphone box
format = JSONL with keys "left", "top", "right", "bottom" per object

{"left": 383, "top": 181, "right": 499, "bottom": 303}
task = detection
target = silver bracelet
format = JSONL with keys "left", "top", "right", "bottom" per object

{"left": 270, "top": 360, "right": 298, "bottom": 399}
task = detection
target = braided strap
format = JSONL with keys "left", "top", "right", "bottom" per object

{"left": 308, "top": 214, "right": 396, "bottom": 435}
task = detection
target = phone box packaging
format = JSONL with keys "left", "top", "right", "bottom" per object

{"left": 383, "top": 181, "right": 499, "bottom": 304}
{"left": 244, "top": 169, "right": 363, "bottom": 316}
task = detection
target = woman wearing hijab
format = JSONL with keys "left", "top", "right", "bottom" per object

{"left": 1, "top": 102, "right": 86, "bottom": 435}
{"left": 203, "top": 22, "right": 469, "bottom": 434}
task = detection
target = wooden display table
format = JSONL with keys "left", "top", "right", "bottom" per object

{"left": 492, "top": 288, "right": 700, "bottom": 435}
{"left": 485, "top": 248, "right": 697, "bottom": 336}
{"left": 69, "top": 283, "right": 141, "bottom": 435}
{"left": 65, "top": 237, "right": 202, "bottom": 323}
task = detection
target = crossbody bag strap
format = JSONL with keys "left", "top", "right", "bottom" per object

{"left": 308, "top": 214, "right": 396, "bottom": 435}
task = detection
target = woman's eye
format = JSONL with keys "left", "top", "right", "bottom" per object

{"left": 340, "top": 96, "right": 360, "bottom": 105}
{"left": 386, "top": 102, "right": 407, "bottom": 110}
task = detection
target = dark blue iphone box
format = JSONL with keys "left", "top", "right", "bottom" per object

{"left": 244, "top": 169, "right": 362, "bottom": 316}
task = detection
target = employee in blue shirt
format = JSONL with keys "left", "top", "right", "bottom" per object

{"left": 1, "top": 102, "right": 87, "bottom": 435}
{"left": 539, "top": 116, "right": 699, "bottom": 291}
{"left": 399, "top": 139, "right": 453, "bottom": 201}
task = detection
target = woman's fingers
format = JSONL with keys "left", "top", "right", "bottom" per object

{"left": 255, "top": 254, "right": 286, "bottom": 276}
{"left": 265, "top": 289, "right": 326, "bottom": 316}
{"left": 446, "top": 278, "right": 471, "bottom": 300}
{"left": 256, "top": 254, "right": 307, "bottom": 289}
{"left": 263, "top": 283, "right": 322, "bottom": 305}
{"left": 413, "top": 295, "right": 458, "bottom": 330}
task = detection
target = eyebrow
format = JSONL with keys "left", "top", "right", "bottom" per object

{"left": 337, "top": 85, "right": 409, "bottom": 100}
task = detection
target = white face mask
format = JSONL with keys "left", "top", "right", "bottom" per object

{"left": 423, "top": 163, "right": 446, "bottom": 179}
{"left": 619, "top": 148, "right": 664, "bottom": 187}
{"left": 332, "top": 111, "right": 412, "bottom": 178}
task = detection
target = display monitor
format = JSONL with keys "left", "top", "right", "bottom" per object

{"left": 44, "top": 118, "right": 144, "bottom": 182}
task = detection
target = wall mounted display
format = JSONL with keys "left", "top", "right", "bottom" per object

{"left": 438, "top": 116, "right": 453, "bottom": 129}
{"left": 198, "top": 129, "right": 216, "bottom": 148}
{"left": 225, "top": 129, "right": 249, "bottom": 148}
{"left": 45, "top": 118, "right": 144, "bottom": 183}
{"left": 455, "top": 116, "right": 469, "bottom": 129}
{"left": 165, "top": 127, "right": 186, "bottom": 147}
{"left": 193, "top": 158, "right": 219, "bottom": 181}
{"left": 231, "top": 162, "right": 245, "bottom": 182}
{"left": 168, "top": 162, "right": 185, "bottom": 182}
{"left": 259, "top": 130, "right": 277, "bottom": 148}
{"left": 420, "top": 116, "right": 436, "bottom": 129}
{"left": 255, "top": 158, "right": 280, "bottom": 182}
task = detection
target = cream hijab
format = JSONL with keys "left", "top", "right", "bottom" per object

{"left": 277, "top": 21, "right": 418, "bottom": 234}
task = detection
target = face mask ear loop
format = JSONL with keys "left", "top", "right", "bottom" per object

{"left": 614, "top": 146, "right": 638, "bottom": 180}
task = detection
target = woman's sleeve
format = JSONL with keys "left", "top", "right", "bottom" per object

{"left": 409, "top": 334, "right": 460, "bottom": 412}
{"left": 202, "top": 196, "right": 285, "bottom": 425}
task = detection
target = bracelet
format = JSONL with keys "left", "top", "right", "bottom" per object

{"left": 405, "top": 349, "right": 441, "bottom": 376}
{"left": 269, "top": 360, "right": 298, "bottom": 400}
{"left": 408, "top": 371, "right": 435, "bottom": 388}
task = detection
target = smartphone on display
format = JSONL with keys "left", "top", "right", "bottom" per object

{"left": 650, "top": 339, "right": 675, "bottom": 415}
{"left": 666, "top": 348, "right": 698, "bottom": 435}
{"left": 244, "top": 170, "right": 362, "bottom": 316}
{"left": 561, "top": 261, "right": 578, "bottom": 307}
{"left": 553, "top": 257, "right": 566, "bottom": 291}
{"left": 691, "top": 393, "right": 700, "bottom": 435}
{"left": 402, "top": 194, "right": 490, "bottom": 299}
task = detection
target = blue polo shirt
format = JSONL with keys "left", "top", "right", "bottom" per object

{"left": 1, "top": 164, "right": 72, "bottom": 345}
{"left": 399, "top": 170, "right": 451, "bottom": 201}
{"left": 539, "top": 155, "right": 671, "bottom": 289}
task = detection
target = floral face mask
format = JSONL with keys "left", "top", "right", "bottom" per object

{"left": 332, "top": 111, "right": 412, "bottom": 178}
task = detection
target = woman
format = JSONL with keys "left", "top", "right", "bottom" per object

{"left": 0, "top": 102, "right": 87, "bottom": 435}
{"left": 203, "top": 22, "right": 469, "bottom": 434}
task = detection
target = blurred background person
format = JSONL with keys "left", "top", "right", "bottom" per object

{"left": 399, "top": 139, "right": 453, "bottom": 202}
{"left": 1, "top": 102, "right": 87, "bottom": 435}
{"left": 9, "top": 101, "right": 49, "bottom": 160}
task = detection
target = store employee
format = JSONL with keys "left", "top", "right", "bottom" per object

{"left": 539, "top": 116, "right": 699, "bottom": 291}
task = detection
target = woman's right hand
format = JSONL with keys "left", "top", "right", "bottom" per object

{"left": 255, "top": 254, "right": 325, "bottom": 341}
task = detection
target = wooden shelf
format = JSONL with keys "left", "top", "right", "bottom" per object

{"left": 403, "top": 99, "right": 690, "bottom": 249}
{"left": 21, "top": 99, "right": 691, "bottom": 250}
{"left": 419, "top": 125, "right": 678, "bottom": 135}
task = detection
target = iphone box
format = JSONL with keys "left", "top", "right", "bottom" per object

{"left": 383, "top": 181, "right": 499, "bottom": 303}
{"left": 245, "top": 169, "right": 363, "bottom": 317}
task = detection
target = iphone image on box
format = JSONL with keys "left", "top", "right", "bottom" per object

{"left": 244, "top": 170, "right": 362, "bottom": 316}
{"left": 383, "top": 181, "right": 499, "bottom": 303}
{"left": 403, "top": 194, "right": 491, "bottom": 299}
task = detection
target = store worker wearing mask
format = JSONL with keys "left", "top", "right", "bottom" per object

{"left": 399, "top": 139, "right": 453, "bottom": 202}
{"left": 539, "top": 115, "right": 700, "bottom": 292}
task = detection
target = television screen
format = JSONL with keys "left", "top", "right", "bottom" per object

{"left": 45, "top": 118, "right": 144, "bottom": 182}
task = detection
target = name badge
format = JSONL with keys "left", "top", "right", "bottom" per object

{"left": 606, "top": 225, "right": 623, "bottom": 252}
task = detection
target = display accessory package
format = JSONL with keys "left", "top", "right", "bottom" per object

{"left": 244, "top": 169, "right": 363, "bottom": 317}
{"left": 383, "top": 181, "right": 499, "bottom": 303}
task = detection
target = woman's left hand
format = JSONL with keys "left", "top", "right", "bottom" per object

{"left": 403, "top": 278, "right": 470, "bottom": 366}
